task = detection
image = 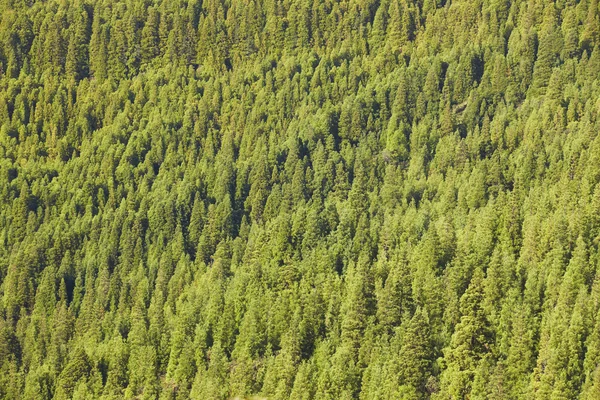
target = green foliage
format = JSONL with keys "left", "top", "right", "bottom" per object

{"left": 0, "top": 0, "right": 599, "bottom": 398}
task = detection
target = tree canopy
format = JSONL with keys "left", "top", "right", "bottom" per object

{"left": 1, "top": 0, "right": 600, "bottom": 398}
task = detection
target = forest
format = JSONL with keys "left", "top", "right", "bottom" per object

{"left": 1, "top": 0, "right": 600, "bottom": 398}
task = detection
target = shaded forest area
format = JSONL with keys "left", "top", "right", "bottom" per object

{"left": 1, "top": 0, "right": 600, "bottom": 398}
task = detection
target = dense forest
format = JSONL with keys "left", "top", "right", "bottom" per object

{"left": 1, "top": 0, "right": 600, "bottom": 398}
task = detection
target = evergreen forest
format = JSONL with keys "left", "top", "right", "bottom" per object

{"left": 1, "top": 0, "right": 600, "bottom": 398}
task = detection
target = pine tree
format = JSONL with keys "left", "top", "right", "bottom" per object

{"left": 141, "top": 8, "right": 161, "bottom": 64}
{"left": 397, "top": 308, "right": 433, "bottom": 394}
{"left": 89, "top": 7, "right": 108, "bottom": 80}
{"left": 436, "top": 268, "right": 493, "bottom": 399}
{"left": 54, "top": 347, "right": 91, "bottom": 400}
{"left": 581, "top": 0, "right": 600, "bottom": 51}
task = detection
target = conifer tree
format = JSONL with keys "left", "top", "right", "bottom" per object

{"left": 436, "top": 268, "right": 492, "bottom": 399}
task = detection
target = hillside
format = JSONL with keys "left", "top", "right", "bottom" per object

{"left": 1, "top": 0, "right": 600, "bottom": 398}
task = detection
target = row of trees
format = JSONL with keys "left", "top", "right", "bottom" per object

{"left": 1, "top": 0, "right": 600, "bottom": 398}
